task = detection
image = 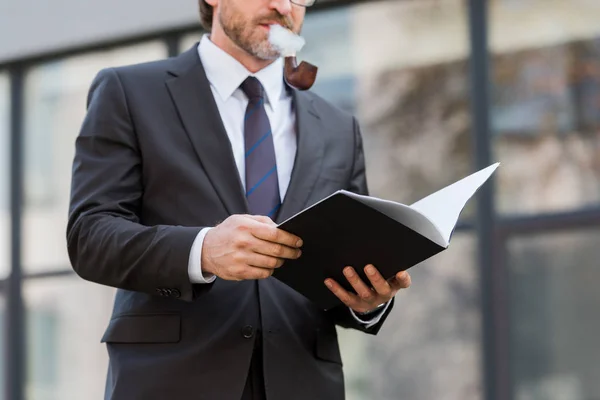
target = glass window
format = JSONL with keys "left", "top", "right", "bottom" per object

{"left": 302, "top": 2, "right": 481, "bottom": 398}
{"left": 0, "top": 72, "right": 9, "bottom": 278}
{"left": 490, "top": 0, "right": 600, "bottom": 215}
{"left": 22, "top": 41, "right": 167, "bottom": 274}
{"left": 507, "top": 229, "right": 600, "bottom": 400}
{"left": 24, "top": 276, "right": 115, "bottom": 399}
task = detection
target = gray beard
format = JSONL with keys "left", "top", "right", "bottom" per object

{"left": 219, "top": 12, "right": 280, "bottom": 60}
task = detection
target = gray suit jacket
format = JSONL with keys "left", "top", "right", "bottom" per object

{"left": 67, "top": 44, "right": 394, "bottom": 400}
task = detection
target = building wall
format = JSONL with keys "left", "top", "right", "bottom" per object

{"left": 0, "top": 0, "right": 198, "bottom": 62}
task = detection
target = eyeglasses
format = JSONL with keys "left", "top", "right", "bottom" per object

{"left": 290, "top": 0, "right": 317, "bottom": 7}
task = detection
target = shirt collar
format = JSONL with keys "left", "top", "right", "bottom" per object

{"left": 197, "top": 34, "right": 286, "bottom": 111}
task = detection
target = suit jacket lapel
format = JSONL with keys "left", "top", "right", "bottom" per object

{"left": 276, "top": 89, "right": 324, "bottom": 223}
{"left": 165, "top": 46, "right": 248, "bottom": 216}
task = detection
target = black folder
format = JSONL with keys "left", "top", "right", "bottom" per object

{"left": 273, "top": 163, "right": 499, "bottom": 310}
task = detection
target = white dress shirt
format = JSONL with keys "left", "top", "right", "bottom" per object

{"left": 187, "top": 35, "right": 389, "bottom": 327}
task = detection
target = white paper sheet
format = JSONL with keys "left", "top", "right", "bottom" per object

{"left": 410, "top": 163, "right": 500, "bottom": 245}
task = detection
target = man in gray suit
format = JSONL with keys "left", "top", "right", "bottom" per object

{"left": 67, "top": 0, "right": 412, "bottom": 399}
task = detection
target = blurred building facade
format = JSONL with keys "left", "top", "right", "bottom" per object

{"left": 1, "top": 0, "right": 599, "bottom": 399}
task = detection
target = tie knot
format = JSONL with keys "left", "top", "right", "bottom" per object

{"left": 240, "top": 76, "right": 265, "bottom": 100}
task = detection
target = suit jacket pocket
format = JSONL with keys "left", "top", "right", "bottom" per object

{"left": 101, "top": 313, "right": 181, "bottom": 344}
{"left": 314, "top": 329, "right": 343, "bottom": 365}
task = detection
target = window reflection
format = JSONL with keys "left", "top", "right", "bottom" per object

{"left": 491, "top": 0, "right": 600, "bottom": 214}
{"left": 303, "top": 2, "right": 481, "bottom": 399}
{"left": 0, "top": 72, "right": 9, "bottom": 278}
{"left": 22, "top": 42, "right": 167, "bottom": 273}
{"left": 508, "top": 230, "right": 600, "bottom": 400}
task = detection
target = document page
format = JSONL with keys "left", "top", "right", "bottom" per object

{"left": 409, "top": 163, "right": 500, "bottom": 245}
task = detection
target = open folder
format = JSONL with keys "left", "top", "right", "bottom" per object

{"left": 273, "top": 163, "right": 500, "bottom": 310}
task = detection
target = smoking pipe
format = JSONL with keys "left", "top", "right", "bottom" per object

{"left": 284, "top": 56, "right": 318, "bottom": 90}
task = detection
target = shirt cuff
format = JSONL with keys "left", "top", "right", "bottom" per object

{"left": 188, "top": 227, "right": 217, "bottom": 284}
{"left": 348, "top": 300, "right": 392, "bottom": 329}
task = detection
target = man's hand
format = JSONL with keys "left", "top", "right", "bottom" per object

{"left": 201, "top": 215, "right": 303, "bottom": 281}
{"left": 325, "top": 265, "right": 411, "bottom": 314}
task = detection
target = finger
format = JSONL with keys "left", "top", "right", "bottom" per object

{"left": 246, "top": 252, "right": 285, "bottom": 270}
{"left": 389, "top": 271, "right": 412, "bottom": 290}
{"left": 252, "top": 239, "right": 302, "bottom": 260}
{"left": 324, "top": 279, "right": 360, "bottom": 308}
{"left": 343, "top": 267, "right": 376, "bottom": 302}
{"left": 245, "top": 266, "right": 275, "bottom": 280}
{"left": 246, "top": 215, "right": 277, "bottom": 226}
{"left": 364, "top": 265, "right": 393, "bottom": 297}
{"left": 251, "top": 223, "right": 303, "bottom": 248}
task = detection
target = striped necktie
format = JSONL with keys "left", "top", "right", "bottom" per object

{"left": 240, "top": 76, "right": 281, "bottom": 218}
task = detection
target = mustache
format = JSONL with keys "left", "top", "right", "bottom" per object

{"left": 256, "top": 13, "right": 294, "bottom": 30}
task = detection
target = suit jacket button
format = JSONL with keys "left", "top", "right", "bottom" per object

{"left": 170, "top": 289, "right": 181, "bottom": 298}
{"left": 241, "top": 325, "right": 254, "bottom": 339}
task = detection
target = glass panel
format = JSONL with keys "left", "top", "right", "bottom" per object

{"left": 303, "top": 0, "right": 474, "bottom": 212}
{"left": 508, "top": 229, "right": 600, "bottom": 400}
{"left": 300, "top": 4, "right": 480, "bottom": 398}
{"left": 24, "top": 276, "right": 116, "bottom": 399}
{"left": 23, "top": 41, "right": 167, "bottom": 274}
{"left": 0, "top": 72, "right": 9, "bottom": 278}
{"left": 490, "top": 0, "right": 600, "bottom": 215}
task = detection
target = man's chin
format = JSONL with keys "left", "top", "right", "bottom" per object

{"left": 247, "top": 41, "right": 281, "bottom": 60}
{"left": 251, "top": 51, "right": 281, "bottom": 61}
